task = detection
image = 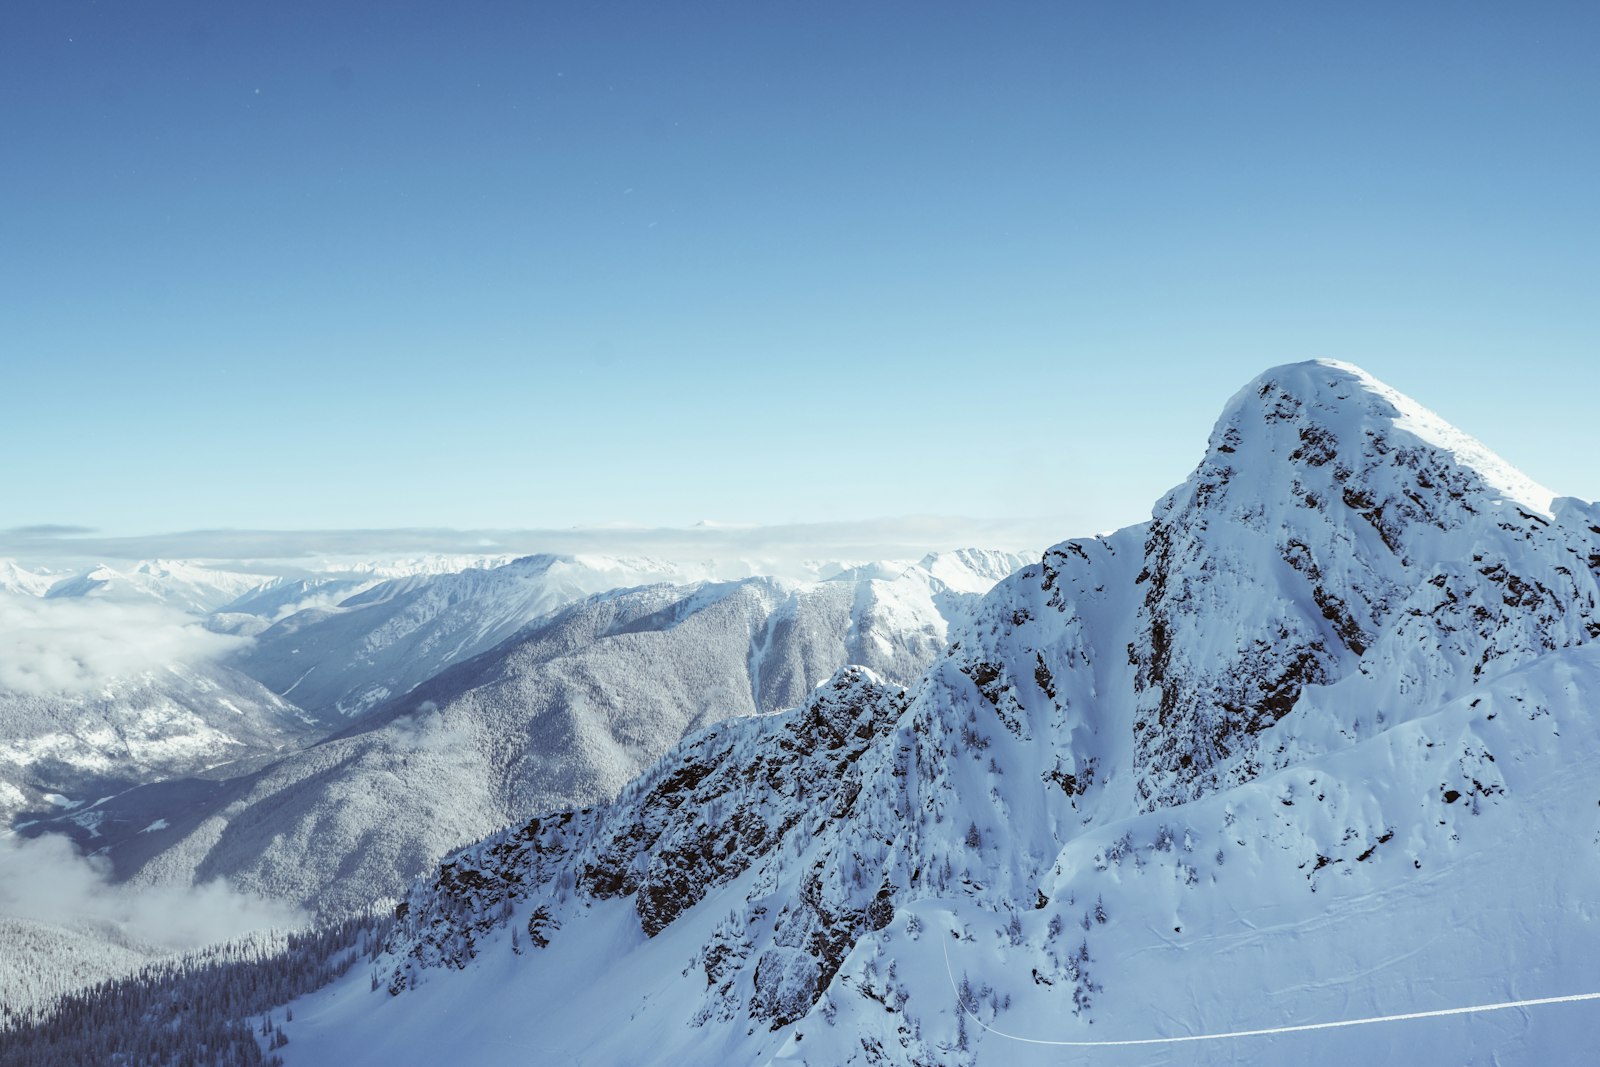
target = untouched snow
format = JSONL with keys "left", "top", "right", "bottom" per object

{"left": 0, "top": 560, "right": 61, "bottom": 598}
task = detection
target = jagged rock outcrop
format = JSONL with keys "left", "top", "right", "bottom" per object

{"left": 382, "top": 667, "right": 906, "bottom": 994}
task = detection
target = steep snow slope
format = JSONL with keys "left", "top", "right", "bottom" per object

{"left": 81, "top": 555, "right": 1020, "bottom": 916}
{"left": 208, "top": 556, "right": 547, "bottom": 637}
{"left": 205, "top": 575, "right": 385, "bottom": 638}
{"left": 1129, "top": 361, "right": 1589, "bottom": 810}
{"left": 221, "top": 576, "right": 380, "bottom": 620}
{"left": 277, "top": 361, "right": 1600, "bottom": 1066}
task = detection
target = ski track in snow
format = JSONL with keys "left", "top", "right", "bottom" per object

{"left": 942, "top": 933, "right": 1600, "bottom": 1047}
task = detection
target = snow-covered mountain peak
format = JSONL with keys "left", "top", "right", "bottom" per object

{"left": 0, "top": 563, "right": 55, "bottom": 598}
{"left": 1192, "top": 359, "right": 1555, "bottom": 521}
{"left": 1129, "top": 362, "right": 1594, "bottom": 810}
{"left": 0, "top": 559, "right": 62, "bottom": 597}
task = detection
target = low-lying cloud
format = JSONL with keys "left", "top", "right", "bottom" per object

{"left": 0, "top": 593, "right": 248, "bottom": 696}
{"left": 388, "top": 700, "right": 473, "bottom": 755}
{"left": 0, "top": 832, "right": 305, "bottom": 952}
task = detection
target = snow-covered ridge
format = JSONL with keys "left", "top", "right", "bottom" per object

{"left": 0, "top": 560, "right": 61, "bottom": 597}
{"left": 281, "top": 362, "right": 1600, "bottom": 1066}
{"left": 4, "top": 555, "right": 522, "bottom": 619}
{"left": 37, "top": 559, "right": 276, "bottom": 615}
{"left": 381, "top": 666, "right": 907, "bottom": 994}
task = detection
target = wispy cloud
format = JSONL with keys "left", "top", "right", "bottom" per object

{"left": 0, "top": 516, "right": 1067, "bottom": 573}
{"left": 0, "top": 832, "right": 304, "bottom": 951}
{"left": 3, "top": 524, "right": 97, "bottom": 538}
{"left": 0, "top": 593, "right": 248, "bottom": 696}
{"left": 388, "top": 701, "right": 472, "bottom": 754}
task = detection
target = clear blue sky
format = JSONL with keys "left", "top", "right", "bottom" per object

{"left": 4, "top": 2, "right": 1597, "bottom": 544}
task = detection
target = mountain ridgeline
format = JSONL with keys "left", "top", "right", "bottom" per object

{"left": 24, "top": 552, "right": 1024, "bottom": 918}
{"left": 286, "top": 362, "right": 1600, "bottom": 1066}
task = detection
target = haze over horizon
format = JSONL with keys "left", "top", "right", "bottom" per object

{"left": 0, "top": 514, "right": 1059, "bottom": 572}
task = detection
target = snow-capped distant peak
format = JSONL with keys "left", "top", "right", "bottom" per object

{"left": 0, "top": 559, "right": 62, "bottom": 597}
{"left": 39, "top": 560, "right": 274, "bottom": 615}
{"left": 917, "top": 548, "right": 1038, "bottom": 593}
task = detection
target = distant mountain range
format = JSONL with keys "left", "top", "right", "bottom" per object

{"left": 224, "top": 554, "right": 721, "bottom": 722}
{"left": 3, "top": 546, "right": 1027, "bottom": 983}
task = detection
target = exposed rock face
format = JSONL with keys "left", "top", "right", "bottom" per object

{"left": 382, "top": 667, "right": 906, "bottom": 996}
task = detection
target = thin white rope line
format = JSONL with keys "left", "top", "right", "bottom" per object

{"left": 941, "top": 931, "right": 1600, "bottom": 1047}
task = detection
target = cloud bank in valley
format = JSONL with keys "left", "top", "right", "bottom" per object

{"left": 0, "top": 832, "right": 305, "bottom": 952}
{"left": 0, "top": 593, "right": 248, "bottom": 696}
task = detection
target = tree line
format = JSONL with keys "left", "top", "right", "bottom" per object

{"left": 0, "top": 912, "right": 392, "bottom": 1067}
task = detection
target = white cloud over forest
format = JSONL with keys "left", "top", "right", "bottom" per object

{"left": 0, "top": 593, "right": 248, "bottom": 696}
{"left": 0, "top": 832, "right": 304, "bottom": 952}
